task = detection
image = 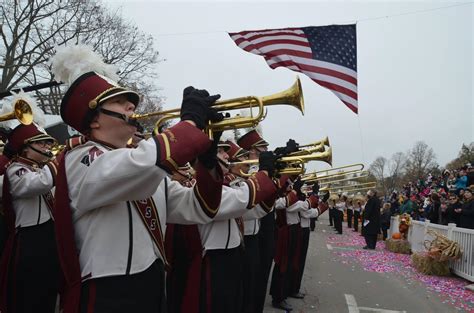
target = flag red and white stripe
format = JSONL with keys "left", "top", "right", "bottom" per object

{"left": 229, "top": 26, "right": 358, "bottom": 114}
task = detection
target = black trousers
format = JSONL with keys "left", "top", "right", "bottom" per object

{"left": 80, "top": 260, "right": 166, "bottom": 313}
{"left": 309, "top": 217, "right": 317, "bottom": 231}
{"left": 7, "top": 220, "right": 59, "bottom": 313}
{"left": 329, "top": 208, "right": 334, "bottom": 226}
{"left": 364, "top": 234, "right": 378, "bottom": 249}
{"left": 293, "top": 227, "right": 310, "bottom": 294}
{"left": 255, "top": 213, "right": 275, "bottom": 313}
{"left": 200, "top": 247, "right": 243, "bottom": 313}
{"left": 334, "top": 210, "right": 343, "bottom": 234}
{"left": 347, "top": 209, "right": 353, "bottom": 228}
{"left": 353, "top": 211, "right": 360, "bottom": 232}
{"left": 381, "top": 226, "right": 389, "bottom": 240}
{"left": 242, "top": 235, "right": 260, "bottom": 313}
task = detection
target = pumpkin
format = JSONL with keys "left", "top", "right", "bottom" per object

{"left": 392, "top": 232, "right": 402, "bottom": 240}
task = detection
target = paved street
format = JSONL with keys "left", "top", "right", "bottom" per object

{"left": 263, "top": 214, "right": 474, "bottom": 313}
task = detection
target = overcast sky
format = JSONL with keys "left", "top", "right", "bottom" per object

{"left": 104, "top": 0, "right": 473, "bottom": 172}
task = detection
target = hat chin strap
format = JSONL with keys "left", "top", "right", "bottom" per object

{"left": 28, "top": 145, "right": 54, "bottom": 159}
{"left": 100, "top": 108, "right": 144, "bottom": 133}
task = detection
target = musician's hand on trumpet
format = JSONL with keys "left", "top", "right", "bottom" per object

{"left": 198, "top": 131, "right": 223, "bottom": 170}
{"left": 180, "top": 86, "right": 223, "bottom": 130}
{"left": 258, "top": 151, "right": 280, "bottom": 178}
{"left": 273, "top": 138, "right": 300, "bottom": 157}
{"left": 312, "top": 181, "right": 320, "bottom": 194}
{"left": 292, "top": 178, "right": 306, "bottom": 201}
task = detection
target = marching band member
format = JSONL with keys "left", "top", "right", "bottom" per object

{"left": 353, "top": 193, "right": 364, "bottom": 232}
{"left": 237, "top": 129, "right": 271, "bottom": 313}
{"left": 270, "top": 179, "right": 311, "bottom": 311}
{"left": 50, "top": 45, "right": 226, "bottom": 313}
{"left": 0, "top": 122, "right": 59, "bottom": 313}
{"left": 334, "top": 194, "right": 346, "bottom": 234}
{"left": 165, "top": 139, "right": 280, "bottom": 313}
{"left": 291, "top": 189, "right": 319, "bottom": 299}
{"left": 328, "top": 195, "right": 335, "bottom": 227}
{"left": 165, "top": 164, "right": 201, "bottom": 313}
{"left": 346, "top": 196, "right": 354, "bottom": 228}
{"left": 198, "top": 140, "right": 279, "bottom": 313}
{"left": 309, "top": 182, "right": 320, "bottom": 231}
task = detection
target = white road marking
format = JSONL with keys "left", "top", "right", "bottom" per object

{"left": 326, "top": 244, "right": 333, "bottom": 250}
{"left": 345, "top": 294, "right": 360, "bottom": 313}
{"left": 358, "top": 307, "right": 407, "bottom": 313}
{"left": 345, "top": 293, "right": 407, "bottom": 313}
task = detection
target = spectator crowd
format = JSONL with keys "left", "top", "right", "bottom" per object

{"left": 385, "top": 164, "right": 474, "bottom": 229}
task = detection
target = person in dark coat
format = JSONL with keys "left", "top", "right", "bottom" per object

{"left": 389, "top": 191, "right": 399, "bottom": 216}
{"left": 428, "top": 193, "right": 442, "bottom": 224}
{"left": 361, "top": 190, "right": 381, "bottom": 249}
{"left": 380, "top": 203, "right": 391, "bottom": 240}
{"left": 460, "top": 187, "right": 474, "bottom": 229}
{"left": 446, "top": 193, "right": 462, "bottom": 226}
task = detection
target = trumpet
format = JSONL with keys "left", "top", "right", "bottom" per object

{"left": 130, "top": 77, "right": 304, "bottom": 136}
{"left": 0, "top": 99, "right": 33, "bottom": 125}
{"left": 287, "top": 141, "right": 326, "bottom": 157}
{"left": 301, "top": 163, "right": 365, "bottom": 182}
{"left": 230, "top": 148, "right": 332, "bottom": 176}
{"left": 306, "top": 170, "right": 369, "bottom": 186}
{"left": 298, "top": 136, "right": 330, "bottom": 149}
{"left": 319, "top": 181, "right": 377, "bottom": 194}
{"left": 51, "top": 144, "right": 65, "bottom": 156}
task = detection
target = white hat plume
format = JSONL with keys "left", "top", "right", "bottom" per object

{"left": 50, "top": 44, "right": 119, "bottom": 85}
{"left": 0, "top": 90, "right": 45, "bottom": 129}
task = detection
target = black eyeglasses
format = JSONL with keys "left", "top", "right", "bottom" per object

{"left": 32, "top": 140, "right": 54, "bottom": 147}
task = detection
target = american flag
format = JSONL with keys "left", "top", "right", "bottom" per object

{"left": 229, "top": 24, "right": 358, "bottom": 114}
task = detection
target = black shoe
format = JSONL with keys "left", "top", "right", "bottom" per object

{"left": 363, "top": 246, "right": 369, "bottom": 249}
{"left": 289, "top": 292, "right": 305, "bottom": 299}
{"left": 272, "top": 300, "right": 293, "bottom": 311}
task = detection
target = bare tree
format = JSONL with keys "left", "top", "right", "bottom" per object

{"left": 0, "top": 1, "right": 97, "bottom": 91}
{"left": 369, "top": 156, "right": 388, "bottom": 195}
{"left": 386, "top": 152, "right": 407, "bottom": 193}
{"left": 446, "top": 143, "right": 474, "bottom": 170}
{"left": 405, "top": 141, "right": 438, "bottom": 181}
{"left": 1, "top": 1, "right": 162, "bottom": 115}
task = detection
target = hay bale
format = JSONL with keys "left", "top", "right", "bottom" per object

{"left": 385, "top": 239, "right": 411, "bottom": 254}
{"left": 411, "top": 252, "right": 451, "bottom": 276}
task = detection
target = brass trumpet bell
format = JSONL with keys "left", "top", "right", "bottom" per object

{"left": 279, "top": 147, "right": 332, "bottom": 168}
{"left": 288, "top": 142, "right": 326, "bottom": 157}
{"left": 298, "top": 136, "right": 330, "bottom": 149}
{"left": 130, "top": 77, "right": 305, "bottom": 136}
{"left": 0, "top": 99, "right": 33, "bottom": 125}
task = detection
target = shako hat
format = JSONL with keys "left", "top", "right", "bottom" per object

{"left": 7, "top": 123, "right": 56, "bottom": 155}
{"left": 225, "top": 140, "right": 249, "bottom": 161}
{"left": 50, "top": 44, "right": 139, "bottom": 134}
{"left": 237, "top": 129, "right": 268, "bottom": 150}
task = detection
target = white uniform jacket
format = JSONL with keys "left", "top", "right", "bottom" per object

{"left": 198, "top": 179, "right": 251, "bottom": 251}
{"left": 66, "top": 140, "right": 220, "bottom": 281}
{"left": 6, "top": 160, "right": 55, "bottom": 228}
{"left": 286, "top": 200, "right": 310, "bottom": 225}
{"left": 336, "top": 202, "right": 346, "bottom": 212}
{"left": 300, "top": 208, "right": 319, "bottom": 228}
